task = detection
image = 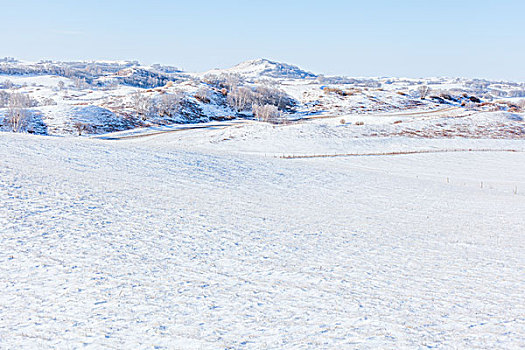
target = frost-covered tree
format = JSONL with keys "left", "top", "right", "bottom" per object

{"left": 0, "top": 79, "right": 14, "bottom": 90}
{"left": 73, "top": 122, "right": 89, "bottom": 136}
{"left": 418, "top": 85, "right": 430, "bottom": 99}
{"left": 254, "top": 84, "right": 295, "bottom": 110}
{"left": 73, "top": 77, "right": 88, "bottom": 90}
{"left": 155, "top": 91, "right": 184, "bottom": 117}
{"left": 227, "top": 86, "right": 253, "bottom": 111}
{"left": 131, "top": 91, "right": 153, "bottom": 121}
{"left": 6, "top": 93, "right": 31, "bottom": 132}
{"left": 0, "top": 91, "right": 9, "bottom": 107}
{"left": 517, "top": 99, "right": 525, "bottom": 111}
{"left": 252, "top": 104, "right": 281, "bottom": 123}
{"left": 195, "top": 86, "right": 213, "bottom": 103}
{"left": 203, "top": 73, "right": 243, "bottom": 91}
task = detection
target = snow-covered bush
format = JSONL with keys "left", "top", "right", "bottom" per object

{"left": 194, "top": 86, "right": 213, "bottom": 103}
{"left": 252, "top": 104, "right": 281, "bottom": 123}
{"left": 131, "top": 90, "right": 186, "bottom": 121}
{"left": 517, "top": 99, "right": 525, "bottom": 110}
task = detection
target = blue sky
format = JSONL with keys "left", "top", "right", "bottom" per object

{"left": 1, "top": 0, "right": 524, "bottom": 80}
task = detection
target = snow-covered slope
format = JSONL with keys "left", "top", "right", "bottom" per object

{"left": 1, "top": 130, "right": 524, "bottom": 348}
{"left": 2, "top": 56, "right": 525, "bottom": 349}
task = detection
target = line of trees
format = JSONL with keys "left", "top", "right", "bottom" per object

{"left": 0, "top": 61, "right": 182, "bottom": 90}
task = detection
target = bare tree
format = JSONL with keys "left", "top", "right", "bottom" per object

{"left": 6, "top": 93, "right": 31, "bottom": 132}
{"left": 155, "top": 91, "right": 184, "bottom": 117}
{"left": 73, "top": 77, "right": 88, "bottom": 90}
{"left": 131, "top": 91, "right": 153, "bottom": 121}
{"left": 227, "top": 83, "right": 295, "bottom": 113}
{"left": 224, "top": 73, "right": 243, "bottom": 91}
{"left": 195, "top": 86, "right": 212, "bottom": 103}
{"left": 254, "top": 84, "right": 294, "bottom": 110}
{"left": 73, "top": 122, "right": 89, "bottom": 136}
{"left": 418, "top": 85, "right": 430, "bottom": 99}
{"left": 202, "top": 74, "right": 222, "bottom": 87}
{"left": 227, "top": 86, "right": 253, "bottom": 112}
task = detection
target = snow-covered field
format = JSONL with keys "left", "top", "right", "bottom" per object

{"left": 1, "top": 125, "right": 524, "bottom": 348}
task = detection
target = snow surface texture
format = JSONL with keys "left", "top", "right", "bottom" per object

{"left": 1, "top": 129, "right": 524, "bottom": 348}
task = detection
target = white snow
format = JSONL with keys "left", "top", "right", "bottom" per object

{"left": 1, "top": 58, "right": 524, "bottom": 348}
{"left": 1, "top": 127, "right": 524, "bottom": 348}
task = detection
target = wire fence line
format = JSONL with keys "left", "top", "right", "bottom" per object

{"left": 278, "top": 148, "right": 523, "bottom": 159}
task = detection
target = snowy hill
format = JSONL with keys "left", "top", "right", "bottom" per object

{"left": 203, "top": 58, "right": 318, "bottom": 80}
{"left": 0, "top": 57, "right": 524, "bottom": 137}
